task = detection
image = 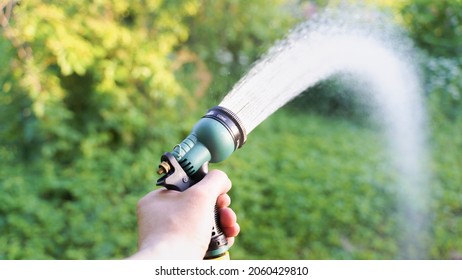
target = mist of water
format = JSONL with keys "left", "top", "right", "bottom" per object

{"left": 219, "top": 8, "right": 430, "bottom": 259}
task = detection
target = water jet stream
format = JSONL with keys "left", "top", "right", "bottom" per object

{"left": 219, "top": 9, "right": 430, "bottom": 259}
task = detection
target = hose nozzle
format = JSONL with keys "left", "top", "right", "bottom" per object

{"left": 155, "top": 106, "right": 247, "bottom": 259}
{"left": 157, "top": 106, "right": 247, "bottom": 189}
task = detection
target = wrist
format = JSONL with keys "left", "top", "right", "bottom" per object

{"left": 128, "top": 237, "right": 204, "bottom": 260}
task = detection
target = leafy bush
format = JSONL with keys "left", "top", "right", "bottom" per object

{"left": 0, "top": 0, "right": 298, "bottom": 259}
{"left": 423, "top": 56, "right": 462, "bottom": 121}
{"left": 399, "top": 0, "right": 462, "bottom": 58}
{"left": 0, "top": 145, "right": 159, "bottom": 259}
{"left": 428, "top": 118, "right": 462, "bottom": 259}
{"left": 1, "top": 0, "right": 461, "bottom": 260}
{"left": 221, "top": 110, "right": 400, "bottom": 259}
{"left": 182, "top": 0, "right": 298, "bottom": 106}
{"left": 422, "top": 56, "right": 462, "bottom": 259}
{"left": 2, "top": 107, "right": 461, "bottom": 260}
{"left": 0, "top": 0, "right": 199, "bottom": 162}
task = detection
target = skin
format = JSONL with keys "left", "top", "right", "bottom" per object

{"left": 128, "top": 170, "right": 240, "bottom": 260}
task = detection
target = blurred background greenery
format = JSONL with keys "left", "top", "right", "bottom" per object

{"left": 0, "top": 0, "right": 461, "bottom": 259}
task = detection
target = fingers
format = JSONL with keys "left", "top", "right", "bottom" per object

{"left": 188, "top": 170, "right": 232, "bottom": 202}
{"left": 219, "top": 207, "right": 240, "bottom": 238}
{"left": 215, "top": 184, "right": 240, "bottom": 239}
{"left": 223, "top": 223, "right": 240, "bottom": 239}
{"left": 219, "top": 207, "right": 236, "bottom": 227}
{"left": 217, "top": 193, "right": 231, "bottom": 208}
{"left": 169, "top": 169, "right": 240, "bottom": 246}
{"left": 227, "top": 237, "right": 235, "bottom": 248}
{"left": 201, "top": 169, "right": 232, "bottom": 195}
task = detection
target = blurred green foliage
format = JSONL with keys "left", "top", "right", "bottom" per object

{"left": 224, "top": 111, "right": 398, "bottom": 259}
{"left": 1, "top": 0, "right": 461, "bottom": 259}
{"left": 399, "top": 0, "right": 462, "bottom": 128}
{"left": 400, "top": 0, "right": 462, "bottom": 58}
{"left": 0, "top": 148, "right": 150, "bottom": 259}
{"left": 0, "top": 0, "right": 201, "bottom": 162}
{"left": 424, "top": 57, "right": 462, "bottom": 121}
{"left": 180, "top": 0, "right": 297, "bottom": 105}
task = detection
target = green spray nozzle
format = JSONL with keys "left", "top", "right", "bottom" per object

{"left": 156, "top": 106, "right": 246, "bottom": 190}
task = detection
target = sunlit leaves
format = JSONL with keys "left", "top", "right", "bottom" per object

{"left": 1, "top": 0, "right": 200, "bottom": 160}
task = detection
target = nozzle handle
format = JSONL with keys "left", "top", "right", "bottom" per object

{"left": 156, "top": 153, "right": 229, "bottom": 259}
{"left": 204, "top": 205, "right": 229, "bottom": 259}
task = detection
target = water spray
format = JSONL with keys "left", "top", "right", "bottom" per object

{"left": 154, "top": 6, "right": 430, "bottom": 259}
{"left": 156, "top": 106, "right": 247, "bottom": 259}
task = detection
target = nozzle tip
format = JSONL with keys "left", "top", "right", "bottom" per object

{"left": 157, "top": 161, "right": 171, "bottom": 175}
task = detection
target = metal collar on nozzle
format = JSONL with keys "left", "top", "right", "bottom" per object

{"left": 203, "top": 106, "right": 247, "bottom": 150}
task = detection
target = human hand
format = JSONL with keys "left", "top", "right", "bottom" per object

{"left": 128, "top": 170, "right": 240, "bottom": 259}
